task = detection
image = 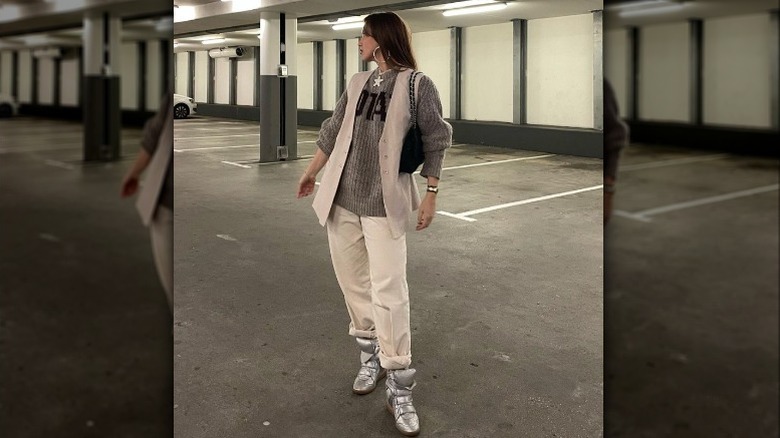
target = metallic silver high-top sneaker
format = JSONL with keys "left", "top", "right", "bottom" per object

{"left": 385, "top": 368, "right": 420, "bottom": 437}
{"left": 352, "top": 337, "right": 386, "bottom": 395}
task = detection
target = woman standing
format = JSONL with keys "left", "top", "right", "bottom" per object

{"left": 297, "top": 12, "right": 452, "bottom": 437}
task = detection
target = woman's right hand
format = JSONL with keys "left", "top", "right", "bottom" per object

{"left": 297, "top": 173, "right": 316, "bottom": 198}
{"left": 120, "top": 174, "right": 140, "bottom": 198}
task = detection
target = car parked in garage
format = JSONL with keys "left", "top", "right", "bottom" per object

{"left": 0, "top": 94, "right": 18, "bottom": 118}
{"left": 174, "top": 94, "right": 197, "bottom": 119}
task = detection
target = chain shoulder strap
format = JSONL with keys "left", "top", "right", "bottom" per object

{"left": 408, "top": 71, "right": 422, "bottom": 127}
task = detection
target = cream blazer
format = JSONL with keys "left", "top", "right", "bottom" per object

{"left": 312, "top": 69, "right": 423, "bottom": 239}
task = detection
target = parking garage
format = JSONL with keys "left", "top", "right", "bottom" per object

{"left": 0, "top": 0, "right": 778, "bottom": 437}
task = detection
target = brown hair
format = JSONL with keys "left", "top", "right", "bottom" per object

{"left": 363, "top": 12, "right": 417, "bottom": 71}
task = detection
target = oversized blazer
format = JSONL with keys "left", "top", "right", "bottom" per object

{"left": 136, "top": 106, "right": 173, "bottom": 226}
{"left": 312, "top": 68, "right": 423, "bottom": 239}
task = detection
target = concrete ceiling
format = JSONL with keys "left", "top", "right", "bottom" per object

{"left": 604, "top": 0, "right": 778, "bottom": 29}
{"left": 1, "top": 0, "right": 775, "bottom": 52}
{"left": 172, "top": 0, "right": 603, "bottom": 51}
{"left": 0, "top": 0, "right": 171, "bottom": 37}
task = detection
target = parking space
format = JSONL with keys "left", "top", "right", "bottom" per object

{"left": 0, "top": 117, "right": 172, "bottom": 437}
{"left": 606, "top": 144, "right": 779, "bottom": 436}
{"left": 173, "top": 116, "right": 603, "bottom": 437}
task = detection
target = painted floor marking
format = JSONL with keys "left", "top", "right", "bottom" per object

{"left": 440, "top": 185, "right": 603, "bottom": 222}
{"left": 620, "top": 154, "right": 727, "bottom": 172}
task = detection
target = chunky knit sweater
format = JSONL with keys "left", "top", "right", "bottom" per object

{"left": 317, "top": 68, "right": 452, "bottom": 217}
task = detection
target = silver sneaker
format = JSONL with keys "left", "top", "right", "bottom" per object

{"left": 385, "top": 368, "right": 420, "bottom": 437}
{"left": 352, "top": 337, "right": 386, "bottom": 395}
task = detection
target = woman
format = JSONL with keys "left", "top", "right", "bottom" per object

{"left": 296, "top": 12, "right": 452, "bottom": 437}
{"left": 121, "top": 93, "right": 173, "bottom": 313}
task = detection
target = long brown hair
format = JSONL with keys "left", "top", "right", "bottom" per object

{"left": 364, "top": 12, "right": 417, "bottom": 71}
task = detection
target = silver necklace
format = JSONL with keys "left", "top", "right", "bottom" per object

{"left": 373, "top": 68, "right": 384, "bottom": 87}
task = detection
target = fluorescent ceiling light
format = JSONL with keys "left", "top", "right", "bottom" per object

{"left": 441, "top": 0, "right": 497, "bottom": 9}
{"left": 618, "top": 1, "right": 688, "bottom": 17}
{"left": 332, "top": 22, "right": 364, "bottom": 31}
{"left": 174, "top": 5, "right": 195, "bottom": 22}
{"left": 443, "top": 2, "right": 506, "bottom": 16}
{"left": 202, "top": 38, "right": 226, "bottom": 45}
{"left": 0, "top": 5, "right": 22, "bottom": 23}
{"left": 607, "top": 0, "right": 670, "bottom": 10}
{"left": 330, "top": 15, "right": 365, "bottom": 24}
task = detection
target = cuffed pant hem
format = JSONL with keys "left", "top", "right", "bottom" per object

{"left": 348, "top": 326, "right": 376, "bottom": 339}
{"left": 379, "top": 352, "right": 412, "bottom": 370}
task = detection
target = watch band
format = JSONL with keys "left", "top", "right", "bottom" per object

{"left": 426, "top": 186, "right": 439, "bottom": 194}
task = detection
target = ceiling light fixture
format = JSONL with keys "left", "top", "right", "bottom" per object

{"left": 442, "top": 2, "right": 507, "bottom": 17}
{"left": 332, "top": 22, "right": 364, "bottom": 31}
{"left": 617, "top": 1, "right": 689, "bottom": 18}
{"left": 440, "top": 0, "right": 497, "bottom": 9}
{"left": 174, "top": 5, "right": 195, "bottom": 22}
{"left": 202, "top": 38, "right": 226, "bottom": 45}
{"left": 329, "top": 15, "right": 365, "bottom": 25}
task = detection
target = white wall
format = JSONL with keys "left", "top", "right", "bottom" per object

{"left": 639, "top": 22, "right": 690, "bottom": 122}
{"left": 214, "top": 57, "right": 230, "bottom": 104}
{"left": 37, "top": 58, "right": 55, "bottom": 105}
{"left": 60, "top": 55, "right": 79, "bottom": 106}
{"left": 297, "top": 42, "right": 313, "bottom": 109}
{"left": 146, "top": 40, "right": 162, "bottom": 111}
{"left": 322, "top": 40, "right": 337, "bottom": 110}
{"left": 604, "top": 28, "right": 629, "bottom": 118}
{"left": 236, "top": 49, "right": 255, "bottom": 106}
{"left": 703, "top": 13, "right": 772, "bottom": 128}
{"left": 527, "top": 14, "right": 595, "bottom": 128}
{"left": 462, "top": 22, "right": 513, "bottom": 123}
{"left": 18, "top": 50, "right": 31, "bottom": 103}
{"left": 175, "top": 51, "right": 189, "bottom": 96}
{"left": 194, "top": 50, "right": 208, "bottom": 102}
{"left": 120, "top": 43, "right": 137, "bottom": 109}
{"left": 414, "top": 29, "right": 451, "bottom": 119}
{"left": 0, "top": 51, "right": 12, "bottom": 96}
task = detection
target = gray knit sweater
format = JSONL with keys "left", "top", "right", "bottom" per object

{"left": 317, "top": 68, "right": 452, "bottom": 217}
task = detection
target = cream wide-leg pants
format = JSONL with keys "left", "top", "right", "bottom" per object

{"left": 326, "top": 205, "right": 412, "bottom": 370}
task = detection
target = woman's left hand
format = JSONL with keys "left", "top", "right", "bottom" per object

{"left": 416, "top": 193, "right": 436, "bottom": 231}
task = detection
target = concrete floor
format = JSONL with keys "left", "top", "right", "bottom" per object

{"left": 606, "top": 144, "right": 779, "bottom": 437}
{"left": 0, "top": 117, "right": 172, "bottom": 437}
{"left": 173, "top": 116, "right": 604, "bottom": 437}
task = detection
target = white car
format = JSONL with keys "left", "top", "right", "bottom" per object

{"left": 0, "top": 94, "right": 18, "bottom": 118}
{"left": 174, "top": 94, "right": 197, "bottom": 119}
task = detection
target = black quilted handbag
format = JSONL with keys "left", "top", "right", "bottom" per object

{"left": 399, "top": 71, "right": 424, "bottom": 174}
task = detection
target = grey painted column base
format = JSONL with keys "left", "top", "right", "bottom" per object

{"left": 83, "top": 76, "right": 121, "bottom": 161}
{"left": 258, "top": 75, "right": 297, "bottom": 162}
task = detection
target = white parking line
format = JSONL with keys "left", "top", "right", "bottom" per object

{"left": 43, "top": 159, "right": 75, "bottom": 170}
{"left": 440, "top": 185, "right": 603, "bottom": 222}
{"left": 636, "top": 184, "right": 778, "bottom": 218}
{"left": 613, "top": 210, "right": 653, "bottom": 222}
{"left": 221, "top": 160, "right": 252, "bottom": 169}
{"left": 175, "top": 133, "right": 259, "bottom": 140}
{"left": 620, "top": 154, "right": 727, "bottom": 171}
{"left": 419, "top": 154, "right": 554, "bottom": 173}
{"left": 175, "top": 144, "right": 258, "bottom": 152}
{"left": 436, "top": 211, "right": 477, "bottom": 222}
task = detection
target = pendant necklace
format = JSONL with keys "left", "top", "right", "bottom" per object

{"left": 373, "top": 68, "right": 384, "bottom": 87}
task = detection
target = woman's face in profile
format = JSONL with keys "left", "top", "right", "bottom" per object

{"left": 358, "top": 26, "right": 380, "bottom": 62}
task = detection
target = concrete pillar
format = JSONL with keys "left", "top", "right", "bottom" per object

{"left": 258, "top": 12, "right": 297, "bottom": 162}
{"left": 592, "top": 10, "right": 604, "bottom": 130}
{"left": 450, "top": 26, "right": 462, "bottom": 120}
{"left": 82, "top": 12, "right": 122, "bottom": 161}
